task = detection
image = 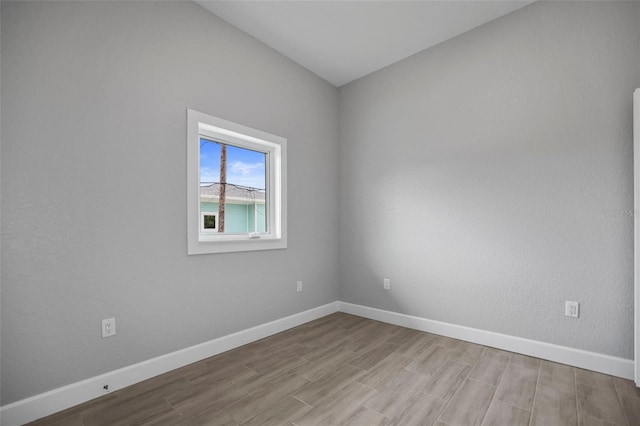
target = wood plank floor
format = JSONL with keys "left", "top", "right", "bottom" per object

{"left": 28, "top": 313, "right": 640, "bottom": 426}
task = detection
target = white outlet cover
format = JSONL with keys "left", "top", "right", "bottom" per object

{"left": 102, "top": 318, "right": 116, "bottom": 338}
{"left": 565, "top": 301, "right": 579, "bottom": 318}
{"left": 383, "top": 278, "right": 391, "bottom": 290}
{"left": 296, "top": 281, "right": 303, "bottom": 292}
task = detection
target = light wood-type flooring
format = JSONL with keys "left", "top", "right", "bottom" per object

{"left": 29, "top": 312, "right": 640, "bottom": 426}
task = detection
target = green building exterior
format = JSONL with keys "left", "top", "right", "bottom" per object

{"left": 200, "top": 183, "right": 266, "bottom": 234}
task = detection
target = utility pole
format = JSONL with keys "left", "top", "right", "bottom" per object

{"left": 218, "top": 143, "right": 226, "bottom": 232}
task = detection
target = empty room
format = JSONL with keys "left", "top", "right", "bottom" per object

{"left": 2, "top": 0, "right": 640, "bottom": 425}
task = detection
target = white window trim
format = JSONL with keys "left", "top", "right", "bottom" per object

{"left": 187, "top": 109, "right": 287, "bottom": 255}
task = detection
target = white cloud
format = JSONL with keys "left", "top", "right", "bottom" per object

{"left": 200, "top": 162, "right": 265, "bottom": 189}
{"left": 230, "top": 161, "right": 264, "bottom": 176}
{"left": 199, "top": 167, "right": 219, "bottom": 184}
{"left": 228, "top": 161, "right": 265, "bottom": 189}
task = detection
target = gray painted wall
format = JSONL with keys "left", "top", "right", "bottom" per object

{"left": 0, "top": 1, "right": 339, "bottom": 404}
{"left": 338, "top": 1, "right": 640, "bottom": 360}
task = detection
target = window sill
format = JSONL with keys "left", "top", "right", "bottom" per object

{"left": 187, "top": 237, "right": 287, "bottom": 255}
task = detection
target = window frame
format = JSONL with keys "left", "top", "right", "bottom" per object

{"left": 200, "top": 211, "right": 218, "bottom": 233}
{"left": 187, "top": 109, "right": 287, "bottom": 255}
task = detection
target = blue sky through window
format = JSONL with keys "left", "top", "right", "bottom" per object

{"left": 200, "top": 138, "right": 266, "bottom": 190}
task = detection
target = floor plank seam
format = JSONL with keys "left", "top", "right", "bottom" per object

{"left": 290, "top": 395, "right": 313, "bottom": 408}
{"left": 573, "top": 366, "right": 580, "bottom": 426}
{"left": 613, "top": 375, "right": 631, "bottom": 426}
{"left": 526, "top": 359, "right": 542, "bottom": 426}
{"left": 432, "top": 347, "right": 480, "bottom": 425}
{"left": 479, "top": 363, "right": 504, "bottom": 426}
{"left": 480, "top": 377, "right": 502, "bottom": 425}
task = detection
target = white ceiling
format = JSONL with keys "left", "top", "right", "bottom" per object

{"left": 196, "top": 0, "right": 535, "bottom": 87}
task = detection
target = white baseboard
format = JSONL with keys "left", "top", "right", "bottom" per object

{"left": 2, "top": 300, "right": 634, "bottom": 425}
{"left": 0, "top": 302, "right": 339, "bottom": 426}
{"left": 338, "top": 301, "right": 634, "bottom": 380}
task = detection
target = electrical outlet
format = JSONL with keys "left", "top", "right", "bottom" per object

{"left": 296, "top": 281, "right": 303, "bottom": 292}
{"left": 565, "top": 301, "right": 579, "bottom": 318}
{"left": 102, "top": 318, "right": 116, "bottom": 338}
{"left": 383, "top": 278, "right": 391, "bottom": 290}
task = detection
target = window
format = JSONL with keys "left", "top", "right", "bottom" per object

{"left": 201, "top": 211, "right": 217, "bottom": 233}
{"left": 187, "top": 109, "right": 287, "bottom": 254}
